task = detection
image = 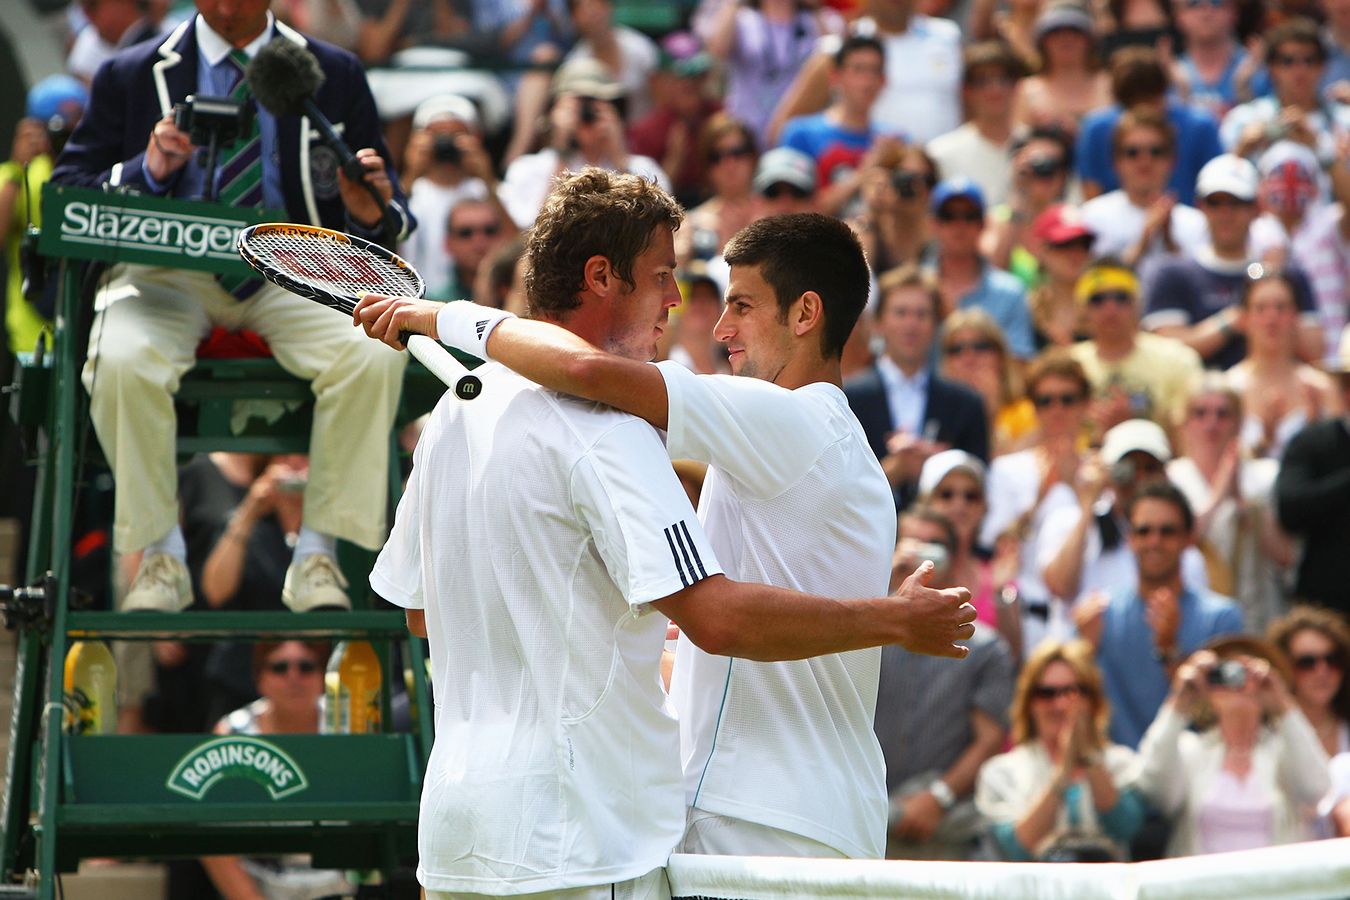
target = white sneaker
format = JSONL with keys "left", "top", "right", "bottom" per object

{"left": 283, "top": 554, "right": 352, "bottom": 612}
{"left": 123, "top": 553, "right": 192, "bottom": 612}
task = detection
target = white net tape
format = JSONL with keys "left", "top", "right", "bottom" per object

{"left": 244, "top": 227, "right": 423, "bottom": 309}
{"left": 666, "top": 838, "right": 1350, "bottom": 900}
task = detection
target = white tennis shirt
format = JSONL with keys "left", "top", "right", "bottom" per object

{"left": 658, "top": 362, "right": 895, "bottom": 859}
{"left": 371, "top": 364, "right": 722, "bottom": 894}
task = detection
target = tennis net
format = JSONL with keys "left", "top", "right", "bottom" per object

{"left": 666, "top": 837, "right": 1350, "bottom": 899}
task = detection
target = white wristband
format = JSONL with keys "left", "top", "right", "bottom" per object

{"left": 435, "top": 301, "right": 515, "bottom": 361}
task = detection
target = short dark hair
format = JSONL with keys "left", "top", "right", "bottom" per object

{"left": 835, "top": 33, "right": 885, "bottom": 68}
{"left": 876, "top": 262, "right": 942, "bottom": 321}
{"left": 1265, "top": 17, "right": 1325, "bottom": 66}
{"left": 963, "top": 40, "right": 1024, "bottom": 85}
{"left": 1125, "top": 480, "right": 1195, "bottom": 534}
{"left": 524, "top": 167, "right": 683, "bottom": 317}
{"left": 1109, "top": 46, "right": 1169, "bottom": 107}
{"left": 721, "top": 213, "right": 869, "bottom": 359}
{"left": 1240, "top": 268, "right": 1299, "bottom": 309}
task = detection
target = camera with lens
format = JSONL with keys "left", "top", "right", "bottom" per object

{"left": 578, "top": 96, "right": 600, "bottom": 126}
{"left": 172, "top": 94, "right": 253, "bottom": 146}
{"left": 892, "top": 170, "right": 921, "bottom": 199}
{"left": 432, "top": 134, "right": 463, "bottom": 166}
{"left": 1206, "top": 659, "right": 1248, "bottom": 690}
{"left": 1027, "top": 156, "right": 1062, "bottom": 178}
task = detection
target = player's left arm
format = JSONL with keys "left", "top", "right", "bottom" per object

{"left": 352, "top": 294, "right": 671, "bottom": 429}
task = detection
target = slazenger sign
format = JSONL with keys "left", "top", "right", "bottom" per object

{"left": 61, "top": 201, "right": 245, "bottom": 261}
{"left": 166, "top": 736, "right": 309, "bottom": 800}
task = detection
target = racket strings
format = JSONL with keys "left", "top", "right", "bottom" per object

{"left": 244, "top": 229, "right": 421, "bottom": 309}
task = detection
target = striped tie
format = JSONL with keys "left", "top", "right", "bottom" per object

{"left": 216, "top": 49, "right": 265, "bottom": 298}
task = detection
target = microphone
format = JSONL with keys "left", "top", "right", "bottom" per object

{"left": 246, "top": 39, "right": 398, "bottom": 244}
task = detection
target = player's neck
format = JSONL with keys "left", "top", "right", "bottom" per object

{"left": 774, "top": 355, "right": 842, "bottom": 391}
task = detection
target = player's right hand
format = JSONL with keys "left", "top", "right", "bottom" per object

{"left": 353, "top": 293, "right": 441, "bottom": 349}
{"left": 891, "top": 561, "right": 976, "bottom": 659}
{"left": 146, "top": 112, "right": 194, "bottom": 182}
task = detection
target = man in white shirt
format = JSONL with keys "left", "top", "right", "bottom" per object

{"left": 356, "top": 173, "right": 975, "bottom": 896}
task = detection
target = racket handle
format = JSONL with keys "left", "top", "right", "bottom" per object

{"left": 406, "top": 334, "right": 470, "bottom": 389}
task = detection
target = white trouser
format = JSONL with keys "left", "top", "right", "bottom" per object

{"left": 83, "top": 264, "right": 407, "bottom": 553}
{"left": 426, "top": 866, "right": 669, "bottom": 900}
{"left": 678, "top": 808, "right": 848, "bottom": 859}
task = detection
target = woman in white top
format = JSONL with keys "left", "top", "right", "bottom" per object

{"left": 1166, "top": 373, "right": 1295, "bottom": 632}
{"left": 1227, "top": 271, "right": 1340, "bottom": 460}
{"left": 980, "top": 350, "right": 1090, "bottom": 656}
{"left": 1137, "top": 636, "right": 1330, "bottom": 857}
{"left": 976, "top": 639, "right": 1145, "bottom": 860}
{"left": 1267, "top": 607, "right": 1350, "bottom": 760}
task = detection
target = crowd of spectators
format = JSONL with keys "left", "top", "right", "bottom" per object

{"left": 3, "top": 0, "right": 1350, "bottom": 885}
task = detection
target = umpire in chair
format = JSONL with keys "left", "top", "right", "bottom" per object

{"left": 51, "top": 0, "right": 413, "bottom": 613}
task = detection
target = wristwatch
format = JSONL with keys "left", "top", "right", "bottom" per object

{"left": 928, "top": 778, "right": 956, "bottom": 811}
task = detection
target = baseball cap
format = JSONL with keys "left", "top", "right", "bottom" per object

{"left": 1034, "top": 3, "right": 1095, "bottom": 43}
{"left": 753, "top": 147, "right": 817, "bottom": 194}
{"left": 26, "top": 74, "right": 88, "bottom": 124}
{"left": 1195, "top": 153, "right": 1259, "bottom": 202}
{"left": 929, "top": 177, "right": 985, "bottom": 214}
{"left": 552, "top": 57, "right": 625, "bottom": 100}
{"left": 918, "top": 449, "right": 987, "bottom": 498}
{"left": 412, "top": 94, "right": 480, "bottom": 132}
{"left": 1032, "top": 203, "right": 1095, "bottom": 245}
{"left": 1100, "top": 419, "right": 1172, "bottom": 466}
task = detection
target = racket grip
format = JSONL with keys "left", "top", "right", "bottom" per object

{"left": 406, "top": 334, "right": 470, "bottom": 388}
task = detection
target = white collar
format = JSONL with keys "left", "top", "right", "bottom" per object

{"left": 195, "top": 11, "right": 275, "bottom": 66}
{"left": 876, "top": 354, "right": 929, "bottom": 389}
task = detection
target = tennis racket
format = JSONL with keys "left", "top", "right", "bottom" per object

{"left": 235, "top": 223, "right": 474, "bottom": 391}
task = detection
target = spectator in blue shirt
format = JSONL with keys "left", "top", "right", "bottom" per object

{"left": 922, "top": 178, "right": 1036, "bottom": 359}
{"left": 1076, "top": 46, "right": 1224, "bottom": 205}
{"left": 1076, "top": 481, "right": 1245, "bottom": 748}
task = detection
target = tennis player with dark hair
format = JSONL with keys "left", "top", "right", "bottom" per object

{"left": 358, "top": 201, "right": 972, "bottom": 869}
{"left": 362, "top": 173, "right": 973, "bottom": 896}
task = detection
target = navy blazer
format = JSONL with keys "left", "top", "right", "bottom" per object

{"left": 53, "top": 17, "right": 412, "bottom": 241}
{"left": 843, "top": 362, "right": 990, "bottom": 510}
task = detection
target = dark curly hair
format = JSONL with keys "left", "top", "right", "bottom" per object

{"left": 524, "top": 167, "right": 684, "bottom": 317}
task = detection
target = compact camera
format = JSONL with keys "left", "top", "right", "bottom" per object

{"left": 1207, "top": 659, "right": 1248, "bottom": 690}
{"left": 431, "top": 134, "right": 463, "bottom": 166}
{"left": 172, "top": 94, "right": 253, "bottom": 146}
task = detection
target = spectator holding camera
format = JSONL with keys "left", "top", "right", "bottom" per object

{"left": 852, "top": 143, "right": 939, "bottom": 276}
{"left": 399, "top": 95, "right": 512, "bottom": 298}
{"left": 498, "top": 57, "right": 669, "bottom": 229}
{"left": 1074, "top": 479, "right": 1242, "bottom": 748}
{"left": 1137, "top": 637, "right": 1330, "bottom": 856}
{"left": 1220, "top": 18, "right": 1350, "bottom": 168}
{"left": 976, "top": 639, "right": 1145, "bottom": 862}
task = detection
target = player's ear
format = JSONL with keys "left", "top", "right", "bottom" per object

{"left": 793, "top": 291, "right": 823, "bottom": 338}
{"left": 582, "top": 255, "right": 614, "bottom": 296}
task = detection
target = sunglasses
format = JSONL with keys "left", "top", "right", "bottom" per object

{"left": 1032, "top": 684, "right": 1083, "bottom": 701}
{"left": 936, "top": 487, "right": 982, "bottom": 503}
{"left": 452, "top": 223, "right": 500, "bottom": 239}
{"left": 1025, "top": 156, "right": 1065, "bottom": 178}
{"left": 266, "top": 658, "right": 319, "bottom": 676}
{"left": 763, "top": 182, "right": 810, "bottom": 200}
{"left": 944, "top": 339, "right": 997, "bottom": 356}
{"left": 936, "top": 209, "right": 983, "bottom": 223}
{"left": 1293, "top": 652, "right": 1343, "bottom": 672}
{"left": 1181, "top": 0, "right": 1228, "bottom": 8}
{"left": 1272, "top": 53, "right": 1321, "bottom": 68}
{"left": 710, "top": 144, "right": 754, "bottom": 164}
{"left": 1131, "top": 523, "right": 1182, "bottom": 538}
{"left": 1032, "top": 391, "right": 1083, "bottom": 409}
{"left": 1087, "top": 290, "right": 1134, "bottom": 307}
{"left": 1188, "top": 404, "right": 1234, "bottom": 420}
{"left": 1119, "top": 144, "right": 1170, "bottom": 160}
